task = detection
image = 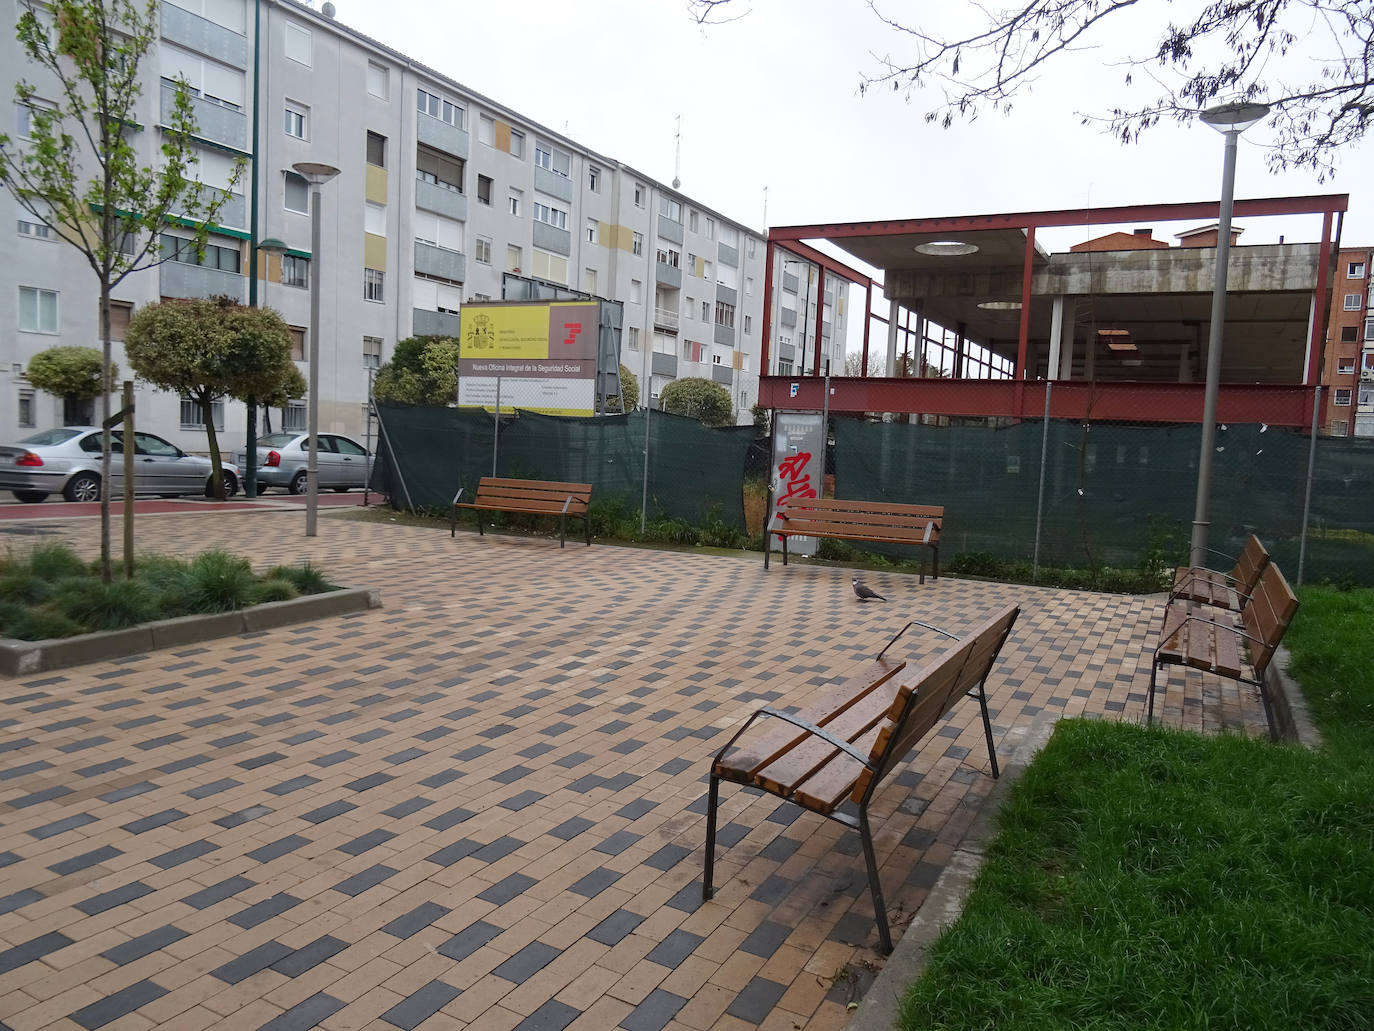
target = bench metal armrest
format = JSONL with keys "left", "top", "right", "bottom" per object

{"left": 754, "top": 707, "right": 876, "bottom": 769}
{"left": 1155, "top": 613, "right": 1267, "bottom": 658}
{"left": 877, "top": 618, "right": 960, "bottom": 660}
{"left": 561, "top": 496, "right": 573, "bottom": 514}
{"left": 452, "top": 487, "right": 465, "bottom": 505}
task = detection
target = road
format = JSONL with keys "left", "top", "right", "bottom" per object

{"left": 0, "top": 490, "right": 378, "bottom": 519}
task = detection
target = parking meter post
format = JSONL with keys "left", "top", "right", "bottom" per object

{"left": 122, "top": 381, "right": 134, "bottom": 579}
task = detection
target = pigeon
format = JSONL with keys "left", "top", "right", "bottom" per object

{"left": 852, "top": 578, "right": 886, "bottom": 602}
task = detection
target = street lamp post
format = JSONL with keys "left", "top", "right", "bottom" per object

{"left": 1189, "top": 101, "right": 1271, "bottom": 568}
{"left": 246, "top": 236, "right": 288, "bottom": 499}
{"left": 292, "top": 161, "right": 340, "bottom": 537}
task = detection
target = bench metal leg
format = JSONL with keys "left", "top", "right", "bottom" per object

{"left": 475, "top": 509, "right": 484, "bottom": 536}
{"left": 1147, "top": 660, "right": 1160, "bottom": 723}
{"left": 702, "top": 773, "right": 720, "bottom": 901}
{"left": 858, "top": 808, "right": 893, "bottom": 955}
{"left": 782, "top": 536, "right": 789, "bottom": 567}
{"left": 585, "top": 514, "right": 592, "bottom": 546}
{"left": 764, "top": 537, "right": 771, "bottom": 570}
{"left": 974, "top": 680, "right": 1000, "bottom": 779}
{"left": 559, "top": 513, "right": 567, "bottom": 548}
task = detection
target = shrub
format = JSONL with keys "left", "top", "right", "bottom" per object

{"left": 252, "top": 578, "right": 300, "bottom": 604}
{"left": 0, "top": 571, "right": 54, "bottom": 605}
{"left": 185, "top": 551, "right": 257, "bottom": 612}
{"left": 2, "top": 607, "right": 81, "bottom": 642}
{"left": 54, "top": 577, "right": 159, "bottom": 631}
{"left": 658, "top": 377, "right": 733, "bottom": 426}
{"left": 27, "top": 543, "right": 89, "bottom": 581}
{"left": 263, "top": 562, "right": 332, "bottom": 595}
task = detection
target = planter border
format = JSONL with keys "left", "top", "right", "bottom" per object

{"left": 0, "top": 587, "right": 382, "bottom": 677}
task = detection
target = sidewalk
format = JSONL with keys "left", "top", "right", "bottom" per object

{"left": 0, "top": 512, "right": 1267, "bottom": 1030}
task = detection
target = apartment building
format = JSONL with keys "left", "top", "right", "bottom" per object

{"left": 3, "top": 0, "right": 774, "bottom": 450}
{"left": 1322, "top": 247, "right": 1374, "bottom": 436}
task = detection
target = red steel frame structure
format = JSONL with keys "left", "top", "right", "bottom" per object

{"left": 759, "top": 194, "right": 1348, "bottom": 428}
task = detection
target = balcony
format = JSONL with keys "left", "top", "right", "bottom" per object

{"left": 779, "top": 307, "right": 797, "bottom": 329}
{"left": 416, "top": 115, "right": 469, "bottom": 161}
{"left": 716, "top": 284, "right": 737, "bottom": 307}
{"left": 160, "top": 262, "right": 245, "bottom": 302}
{"left": 160, "top": 3, "right": 247, "bottom": 68}
{"left": 782, "top": 271, "right": 799, "bottom": 293}
{"left": 776, "top": 342, "right": 796, "bottom": 363}
{"left": 717, "top": 241, "right": 739, "bottom": 268}
{"left": 653, "top": 307, "right": 679, "bottom": 331}
{"left": 413, "top": 308, "right": 461, "bottom": 337}
{"left": 657, "top": 215, "right": 684, "bottom": 246}
{"left": 415, "top": 176, "right": 467, "bottom": 222}
{"left": 414, "top": 241, "right": 466, "bottom": 282}
{"left": 652, "top": 352, "right": 677, "bottom": 377}
{"left": 533, "top": 220, "right": 571, "bottom": 257}
{"left": 160, "top": 81, "right": 246, "bottom": 151}
{"left": 655, "top": 261, "right": 681, "bottom": 289}
{"left": 534, "top": 165, "right": 573, "bottom": 204}
{"left": 714, "top": 323, "right": 734, "bottom": 347}
{"left": 712, "top": 364, "right": 732, "bottom": 386}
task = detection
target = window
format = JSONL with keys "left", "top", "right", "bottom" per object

{"left": 656, "top": 246, "right": 680, "bottom": 268}
{"left": 364, "top": 268, "right": 384, "bottom": 302}
{"left": 688, "top": 210, "right": 699, "bottom": 232}
{"left": 650, "top": 374, "right": 670, "bottom": 399}
{"left": 705, "top": 217, "right": 715, "bottom": 240}
{"left": 632, "top": 232, "right": 643, "bottom": 257}
{"left": 284, "top": 170, "right": 308, "bottom": 213}
{"left": 363, "top": 336, "right": 383, "bottom": 370}
{"left": 162, "top": 234, "right": 240, "bottom": 271}
{"left": 702, "top": 259, "right": 713, "bottom": 283}
{"left": 507, "top": 244, "right": 522, "bottom": 272}
{"left": 627, "top": 327, "right": 640, "bottom": 351}
{"left": 475, "top": 236, "right": 492, "bottom": 264}
{"left": 283, "top": 21, "right": 311, "bottom": 66}
{"left": 416, "top": 145, "right": 464, "bottom": 193}
{"left": 160, "top": 43, "right": 244, "bottom": 109}
{"left": 477, "top": 175, "right": 492, "bottom": 205}
{"left": 1335, "top": 388, "right": 1353, "bottom": 406}
{"left": 416, "top": 88, "right": 463, "bottom": 129}
{"left": 630, "top": 279, "right": 642, "bottom": 304}
{"left": 18, "top": 388, "right": 35, "bottom": 428}
{"left": 284, "top": 101, "right": 307, "bottom": 139}
{"left": 478, "top": 114, "right": 494, "bottom": 146}
{"left": 587, "top": 165, "right": 600, "bottom": 192}
{"left": 107, "top": 299, "right": 133, "bottom": 341}
{"left": 634, "top": 183, "right": 645, "bottom": 208}
{"left": 532, "top": 200, "right": 567, "bottom": 230}
{"left": 700, "top": 300, "right": 709, "bottom": 322}
{"left": 471, "top": 293, "right": 491, "bottom": 301}
{"left": 15, "top": 285, "right": 57, "bottom": 332}
{"left": 1330, "top": 420, "right": 1348, "bottom": 435}
{"left": 659, "top": 196, "right": 682, "bottom": 222}
{"left": 1363, "top": 387, "right": 1374, "bottom": 407}
{"left": 17, "top": 218, "right": 52, "bottom": 240}
{"left": 1338, "top": 360, "right": 1356, "bottom": 375}
{"left": 586, "top": 218, "right": 598, "bottom": 244}
{"left": 414, "top": 211, "right": 462, "bottom": 252}
{"left": 364, "top": 202, "right": 386, "bottom": 236}
{"left": 288, "top": 326, "right": 305, "bottom": 361}
{"left": 509, "top": 129, "right": 525, "bottom": 159}
{"left": 180, "top": 396, "right": 225, "bottom": 430}
{"left": 17, "top": 98, "right": 54, "bottom": 139}
{"left": 743, "top": 314, "right": 752, "bottom": 335}
{"left": 653, "top": 333, "right": 674, "bottom": 355}
{"left": 722, "top": 225, "right": 738, "bottom": 247}
{"left": 531, "top": 249, "right": 568, "bottom": 284}
{"left": 282, "top": 254, "right": 309, "bottom": 288}
{"left": 741, "top": 355, "right": 751, "bottom": 373}
{"left": 687, "top": 251, "right": 697, "bottom": 273}
{"left": 1367, "top": 317, "right": 1374, "bottom": 340}
{"left": 583, "top": 267, "right": 596, "bottom": 294}
{"left": 283, "top": 401, "right": 306, "bottom": 432}
{"left": 1342, "top": 325, "right": 1359, "bottom": 342}
{"left": 747, "top": 237, "right": 757, "bottom": 258}
{"left": 508, "top": 189, "right": 522, "bottom": 217}
{"left": 1350, "top": 261, "right": 1367, "bottom": 279}
{"left": 367, "top": 62, "right": 389, "bottom": 99}
{"left": 1345, "top": 294, "right": 1364, "bottom": 311}
{"left": 712, "top": 351, "right": 723, "bottom": 365}
{"left": 534, "top": 141, "right": 570, "bottom": 177}
{"left": 366, "top": 131, "right": 386, "bottom": 168}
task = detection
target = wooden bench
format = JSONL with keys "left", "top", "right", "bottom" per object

{"left": 767, "top": 497, "right": 943, "bottom": 581}
{"left": 451, "top": 476, "right": 593, "bottom": 548}
{"left": 1149, "top": 561, "right": 1298, "bottom": 731}
{"left": 1170, "top": 534, "right": 1270, "bottom": 613}
{"left": 703, "top": 603, "right": 1019, "bottom": 953}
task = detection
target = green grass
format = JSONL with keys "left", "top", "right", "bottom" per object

{"left": 0, "top": 544, "right": 338, "bottom": 641}
{"left": 898, "top": 587, "right": 1374, "bottom": 1031}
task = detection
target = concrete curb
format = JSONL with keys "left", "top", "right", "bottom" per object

{"left": 1264, "top": 645, "right": 1322, "bottom": 749}
{"left": 0, "top": 587, "right": 382, "bottom": 677}
{"left": 845, "top": 712, "right": 1061, "bottom": 1031}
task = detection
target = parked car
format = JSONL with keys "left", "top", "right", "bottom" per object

{"left": 233, "top": 432, "right": 372, "bottom": 494}
{"left": 0, "top": 427, "right": 240, "bottom": 503}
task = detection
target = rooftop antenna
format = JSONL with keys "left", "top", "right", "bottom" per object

{"left": 672, "top": 114, "right": 681, "bottom": 190}
{"left": 762, "top": 185, "right": 768, "bottom": 228}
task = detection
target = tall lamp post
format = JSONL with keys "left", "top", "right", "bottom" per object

{"left": 292, "top": 161, "right": 340, "bottom": 537}
{"left": 1189, "top": 100, "right": 1271, "bottom": 568}
{"left": 246, "top": 236, "right": 288, "bottom": 498}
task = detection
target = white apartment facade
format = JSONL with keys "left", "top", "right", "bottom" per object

{"left": 3, "top": 0, "right": 775, "bottom": 451}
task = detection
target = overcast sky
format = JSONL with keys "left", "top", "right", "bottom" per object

{"left": 339, "top": 0, "right": 1370, "bottom": 279}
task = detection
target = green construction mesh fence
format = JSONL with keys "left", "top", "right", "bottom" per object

{"left": 370, "top": 403, "right": 755, "bottom": 529}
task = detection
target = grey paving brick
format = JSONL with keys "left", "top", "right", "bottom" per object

{"left": 619, "top": 987, "right": 687, "bottom": 1031}
{"left": 381, "top": 980, "right": 461, "bottom": 1030}
{"left": 493, "top": 942, "right": 561, "bottom": 984}
{"left": 247, "top": 835, "right": 311, "bottom": 863}
{"left": 101, "top": 925, "right": 188, "bottom": 966}
{"left": 569, "top": 867, "right": 622, "bottom": 899}
{"left": 426, "top": 838, "right": 482, "bottom": 867}
{"left": 256, "top": 992, "right": 345, "bottom": 1031}
{"left": 646, "top": 928, "right": 704, "bottom": 969}
{"left": 587, "top": 908, "right": 644, "bottom": 946}
{"left": 477, "top": 873, "right": 537, "bottom": 905}
{"left": 338, "top": 828, "right": 397, "bottom": 856}
{"left": 739, "top": 920, "right": 791, "bottom": 959}
{"left": 75, "top": 881, "right": 153, "bottom": 916}
{"left": 423, "top": 805, "right": 475, "bottom": 831}
{"left": 150, "top": 840, "right": 217, "bottom": 869}
{"left": 30, "top": 812, "right": 98, "bottom": 839}
{"left": 594, "top": 830, "right": 641, "bottom": 856}
{"left": 644, "top": 844, "right": 691, "bottom": 871}
{"left": 182, "top": 875, "right": 255, "bottom": 909}
{"left": 70, "top": 978, "right": 167, "bottom": 1029}
{"left": 472, "top": 836, "right": 525, "bottom": 862}
{"left": 301, "top": 800, "right": 357, "bottom": 824}
{"left": 211, "top": 940, "right": 293, "bottom": 984}
{"left": 0, "top": 889, "right": 44, "bottom": 916}
{"left": 382, "top": 796, "right": 432, "bottom": 818}
{"left": 549, "top": 816, "right": 594, "bottom": 840}
{"left": 436, "top": 920, "right": 503, "bottom": 963}
{"left": 332, "top": 863, "right": 396, "bottom": 896}
{"left": 270, "top": 935, "right": 349, "bottom": 977}
{"left": 499, "top": 789, "right": 544, "bottom": 811}
{"left": 380, "top": 901, "right": 449, "bottom": 939}
{"left": 215, "top": 804, "right": 274, "bottom": 829}
{"left": 121, "top": 809, "right": 187, "bottom": 834}
{"left": 345, "top": 771, "right": 395, "bottom": 792}
{"left": 267, "top": 775, "right": 320, "bottom": 796}
{"left": 514, "top": 999, "right": 580, "bottom": 1031}
{"left": 186, "top": 777, "right": 241, "bottom": 799}
{"left": 0, "top": 931, "right": 72, "bottom": 976}
{"left": 48, "top": 845, "right": 122, "bottom": 876}
{"left": 725, "top": 976, "right": 787, "bottom": 1024}
{"left": 229, "top": 893, "right": 302, "bottom": 929}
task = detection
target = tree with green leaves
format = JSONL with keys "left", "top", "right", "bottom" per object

{"left": 604, "top": 363, "right": 639, "bottom": 413}
{"left": 25, "top": 346, "right": 119, "bottom": 424}
{"left": 659, "top": 377, "right": 734, "bottom": 426}
{"left": 0, "top": 0, "right": 241, "bottom": 578}
{"left": 124, "top": 297, "right": 295, "bottom": 498}
{"left": 691, "top": 0, "right": 1373, "bottom": 179}
{"left": 372, "top": 336, "right": 460, "bottom": 406}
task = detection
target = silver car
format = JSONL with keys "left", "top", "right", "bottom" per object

{"left": 0, "top": 427, "right": 240, "bottom": 503}
{"left": 234, "top": 432, "right": 372, "bottom": 494}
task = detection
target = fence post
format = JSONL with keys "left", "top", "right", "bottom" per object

{"left": 640, "top": 402, "right": 652, "bottom": 534}
{"left": 364, "top": 367, "right": 375, "bottom": 508}
{"left": 373, "top": 404, "right": 415, "bottom": 512}
{"left": 1032, "top": 381, "right": 1053, "bottom": 578}
{"left": 1297, "top": 384, "right": 1322, "bottom": 587}
{"left": 493, "top": 376, "right": 501, "bottom": 478}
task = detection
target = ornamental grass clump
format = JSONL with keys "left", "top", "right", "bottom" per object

{"left": 54, "top": 577, "right": 159, "bottom": 631}
{"left": 183, "top": 550, "right": 257, "bottom": 612}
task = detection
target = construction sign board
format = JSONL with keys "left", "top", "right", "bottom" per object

{"left": 457, "top": 301, "right": 600, "bottom": 415}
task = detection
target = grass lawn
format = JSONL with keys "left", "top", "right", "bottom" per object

{"left": 898, "top": 587, "right": 1374, "bottom": 1031}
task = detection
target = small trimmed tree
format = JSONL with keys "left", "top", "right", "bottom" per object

{"left": 26, "top": 346, "right": 119, "bottom": 424}
{"left": 604, "top": 363, "right": 639, "bottom": 413}
{"left": 124, "top": 297, "right": 296, "bottom": 498}
{"left": 659, "top": 377, "right": 733, "bottom": 427}
{"left": 372, "top": 336, "right": 460, "bottom": 406}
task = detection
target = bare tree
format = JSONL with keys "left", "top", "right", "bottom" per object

{"left": 689, "top": 0, "right": 1373, "bottom": 179}
{"left": 843, "top": 349, "right": 883, "bottom": 377}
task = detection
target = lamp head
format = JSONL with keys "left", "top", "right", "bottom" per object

{"left": 291, "top": 161, "right": 341, "bottom": 185}
{"left": 1199, "top": 101, "right": 1272, "bottom": 134}
{"left": 257, "top": 237, "right": 288, "bottom": 255}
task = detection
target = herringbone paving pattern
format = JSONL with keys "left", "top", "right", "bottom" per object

{"left": 0, "top": 510, "right": 1267, "bottom": 1030}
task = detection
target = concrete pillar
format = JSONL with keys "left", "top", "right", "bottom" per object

{"left": 885, "top": 298, "right": 899, "bottom": 377}
{"left": 1085, "top": 327, "right": 1096, "bottom": 380}
{"left": 1058, "top": 299, "right": 1076, "bottom": 380}
{"left": 1047, "top": 296, "right": 1064, "bottom": 380}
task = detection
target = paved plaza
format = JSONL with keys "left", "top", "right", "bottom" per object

{"left": 0, "top": 508, "right": 1268, "bottom": 1031}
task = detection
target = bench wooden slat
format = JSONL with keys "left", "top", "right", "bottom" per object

{"left": 790, "top": 725, "right": 885, "bottom": 813}
{"left": 777, "top": 521, "right": 936, "bottom": 545}
{"left": 751, "top": 691, "right": 892, "bottom": 799}
{"left": 1172, "top": 534, "right": 1268, "bottom": 612}
{"left": 784, "top": 498, "right": 944, "bottom": 519}
{"left": 480, "top": 476, "right": 593, "bottom": 495}
{"left": 454, "top": 475, "right": 594, "bottom": 547}
{"left": 768, "top": 497, "right": 943, "bottom": 579}
{"left": 714, "top": 659, "right": 906, "bottom": 786}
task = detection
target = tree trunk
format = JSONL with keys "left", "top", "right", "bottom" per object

{"left": 201, "top": 390, "right": 226, "bottom": 500}
{"left": 99, "top": 282, "right": 113, "bottom": 583}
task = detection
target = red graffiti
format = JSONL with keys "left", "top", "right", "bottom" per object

{"left": 562, "top": 323, "right": 582, "bottom": 347}
{"left": 773, "top": 450, "right": 817, "bottom": 528}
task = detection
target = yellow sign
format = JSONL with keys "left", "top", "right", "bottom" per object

{"left": 459, "top": 302, "right": 598, "bottom": 361}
